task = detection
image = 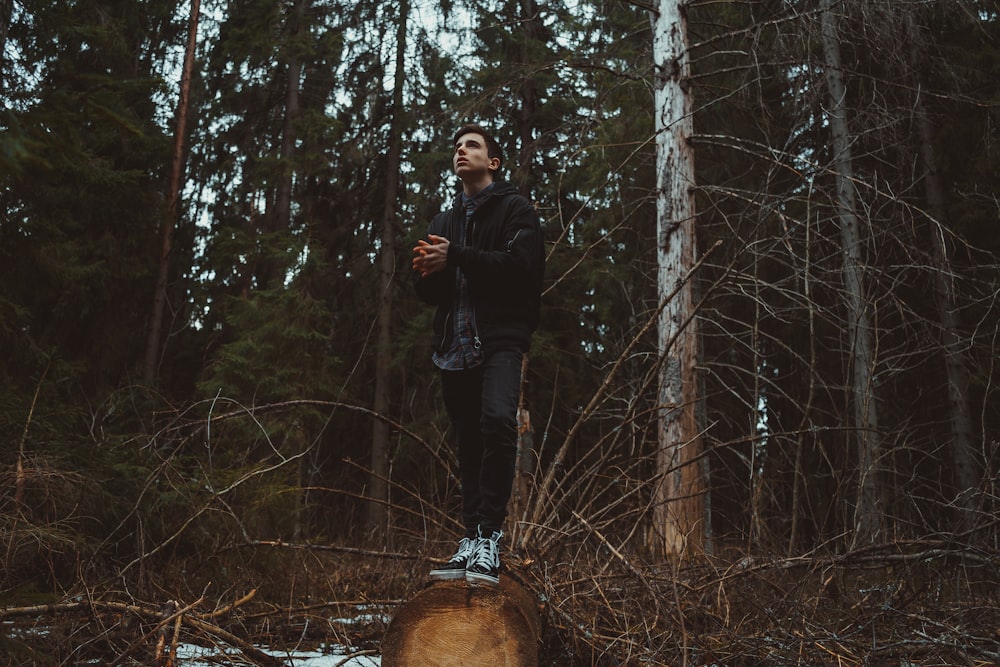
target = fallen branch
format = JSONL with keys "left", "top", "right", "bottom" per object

{"left": 228, "top": 539, "right": 420, "bottom": 560}
{"left": 181, "top": 614, "right": 282, "bottom": 666}
{"left": 335, "top": 648, "right": 380, "bottom": 666}
{"left": 198, "top": 588, "right": 257, "bottom": 620}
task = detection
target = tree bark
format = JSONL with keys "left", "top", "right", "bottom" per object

{"left": 272, "top": 0, "right": 304, "bottom": 284}
{"left": 143, "top": 0, "right": 200, "bottom": 386}
{"left": 509, "top": 355, "right": 536, "bottom": 544}
{"left": 0, "top": 0, "right": 11, "bottom": 96}
{"left": 907, "top": 15, "right": 980, "bottom": 522}
{"left": 917, "top": 111, "right": 980, "bottom": 514}
{"left": 505, "top": 0, "right": 543, "bottom": 543}
{"left": 651, "top": 0, "right": 705, "bottom": 556}
{"left": 515, "top": 0, "right": 543, "bottom": 196}
{"left": 368, "top": 0, "right": 408, "bottom": 535}
{"left": 819, "top": 0, "right": 882, "bottom": 545}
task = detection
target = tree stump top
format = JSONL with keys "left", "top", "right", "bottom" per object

{"left": 382, "top": 577, "right": 540, "bottom": 667}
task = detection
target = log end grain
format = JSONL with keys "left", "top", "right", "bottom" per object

{"left": 382, "top": 576, "right": 540, "bottom": 667}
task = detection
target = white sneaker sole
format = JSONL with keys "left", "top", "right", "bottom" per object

{"left": 429, "top": 569, "right": 467, "bottom": 581}
{"left": 465, "top": 571, "right": 499, "bottom": 586}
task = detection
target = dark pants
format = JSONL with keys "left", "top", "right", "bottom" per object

{"left": 441, "top": 348, "right": 523, "bottom": 538}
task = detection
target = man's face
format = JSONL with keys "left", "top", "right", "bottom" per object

{"left": 453, "top": 132, "right": 498, "bottom": 180}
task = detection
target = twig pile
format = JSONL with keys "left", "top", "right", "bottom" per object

{"left": 0, "top": 590, "right": 284, "bottom": 666}
{"left": 522, "top": 539, "right": 1000, "bottom": 665}
{"left": 2, "top": 538, "right": 998, "bottom": 665}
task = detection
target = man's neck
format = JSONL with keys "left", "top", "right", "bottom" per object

{"left": 461, "top": 174, "right": 495, "bottom": 197}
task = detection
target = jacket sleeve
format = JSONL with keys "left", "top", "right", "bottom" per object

{"left": 447, "top": 196, "right": 543, "bottom": 288}
{"left": 412, "top": 212, "right": 453, "bottom": 306}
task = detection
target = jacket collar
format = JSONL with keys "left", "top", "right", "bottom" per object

{"left": 453, "top": 179, "right": 516, "bottom": 208}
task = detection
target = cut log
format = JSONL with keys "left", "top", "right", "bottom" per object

{"left": 382, "top": 577, "right": 541, "bottom": 667}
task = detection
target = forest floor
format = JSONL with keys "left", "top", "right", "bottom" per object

{"left": 1, "top": 538, "right": 999, "bottom": 666}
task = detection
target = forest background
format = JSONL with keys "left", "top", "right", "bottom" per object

{"left": 2, "top": 0, "right": 1000, "bottom": 664}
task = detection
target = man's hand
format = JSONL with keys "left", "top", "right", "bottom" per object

{"left": 412, "top": 234, "right": 450, "bottom": 277}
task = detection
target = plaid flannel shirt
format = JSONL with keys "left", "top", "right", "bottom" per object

{"left": 432, "top": 183, "right": 496, "bottom": 370}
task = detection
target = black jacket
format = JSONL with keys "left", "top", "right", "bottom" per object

{"left": 413, "top": 180, "right": 544, "bottom": 356}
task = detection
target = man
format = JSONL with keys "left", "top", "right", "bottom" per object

{"left": 411, "top": 124, "right": 544, "bottom": 586}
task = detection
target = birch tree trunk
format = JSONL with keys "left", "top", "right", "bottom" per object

{"left": 143, "top": 0, "right": 200, "bottom": 386}
{"left": 651, "top": 0, "right": 705, "bottom": 556}
{"left": 819, "top": 0, "right": 882, "bottom": 545}
{"left": 368, "top": 0, "right": 408, "bottom": 535}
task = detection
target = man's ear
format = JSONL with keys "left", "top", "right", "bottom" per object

{"left": 488, "top": 158, "right": 500, "bottom": 172}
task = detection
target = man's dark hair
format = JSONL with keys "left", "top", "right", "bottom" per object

{"left": 453, "top": 123, "right": 503, "bottom": 174}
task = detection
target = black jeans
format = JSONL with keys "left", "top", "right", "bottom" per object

{"left": 441, "top": 348, "right": 523, "bottom": 538}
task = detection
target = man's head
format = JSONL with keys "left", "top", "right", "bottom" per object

{"left": 453, "top": 124, "right": 503, "bottom": 188}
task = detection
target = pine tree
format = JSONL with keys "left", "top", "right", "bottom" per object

{"left": 368, "top": 0, "right": 410, "bottom": 536}
{"left": 2, "top": 0, "right": 173, "bottom": 395}
{"left": 144, "top": 0, "right": 201, "bottom": 386}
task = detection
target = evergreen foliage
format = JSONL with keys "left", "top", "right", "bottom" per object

{"left": 1, "top": 0, "right": 998, "bottom": 604}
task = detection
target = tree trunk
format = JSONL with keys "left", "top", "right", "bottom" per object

{"left": 819, "top": 0, "right": 882, "bottom": 545}
{"left": 263, "top": 0, "right": 305, "bottom": 290}
{"left": 382, "top": 578, "right": 540, "bottom": 667}
{"left": 368, "top": 0, "right": 408, "bottom": 535}
{"left": 506, "top": 0, "right": 543, "bottom": 543}
{"left": 143, "top": 0, "right": 200, "bottom": 386}
{"left": 651, "top": 0, "right": 705, "bottom": 557}
{"left": 907, "top": 14, "right": 980, "bottom": 522}
{"left": 0, "top": 0, "right": 11, "bottom": 95}
{"left": 509, "top": 355, "right": 536, "bottom": 544}
{"left": 515, "top": 0, "right": 542, "bottom": 196}
{"left": 917, "top": 110, "right": 980, "bottom": 515}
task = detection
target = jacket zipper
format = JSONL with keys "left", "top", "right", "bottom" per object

{"left": 506, "top": 229, "right": 522, "bottom": 252}
{"left": 473, "top": 302, "right": 482, "bottom": 350}
{"left": 468, "top": 212, "right": 482, "bottom": 350}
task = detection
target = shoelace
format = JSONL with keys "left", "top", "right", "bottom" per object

{"left": 449, "top": 537, "right": 475, "bottom": 563}
{"left": 468, "top": 532, "right": 502, "bottom": 570}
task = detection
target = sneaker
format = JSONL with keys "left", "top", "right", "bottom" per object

{"left": 429, "top": 537, "right": 476, "bottom": 581}
{"left": 465, "top": 529, "right": 502, "bottom": 586}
